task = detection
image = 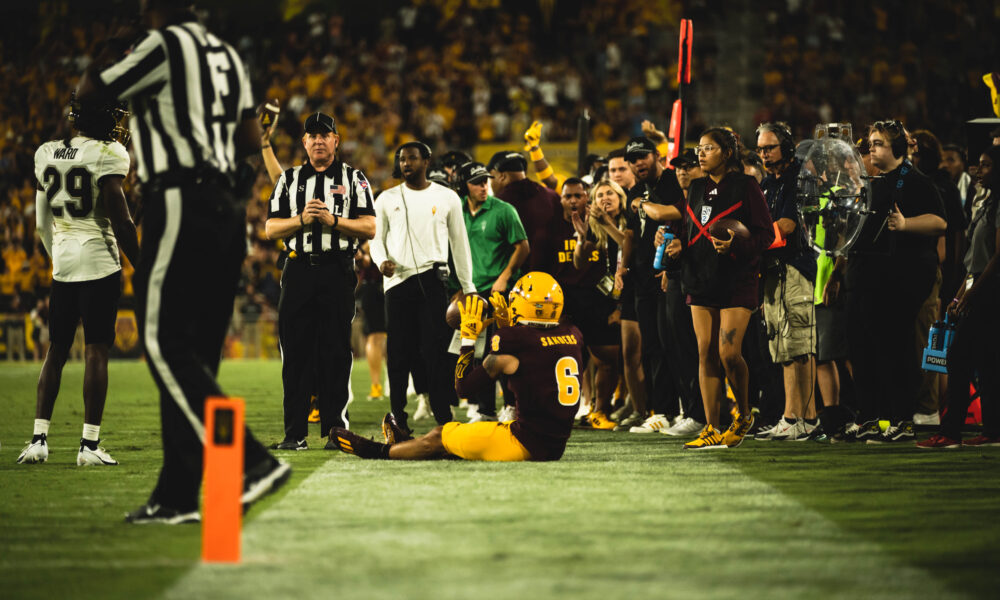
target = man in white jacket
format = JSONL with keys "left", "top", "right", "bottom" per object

{"left": 370, "top": 142, "right": 476, "bottom": 433}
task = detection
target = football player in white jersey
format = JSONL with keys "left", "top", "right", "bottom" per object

{"left": 17, "top": 95, "right": 139, "bottom": 466}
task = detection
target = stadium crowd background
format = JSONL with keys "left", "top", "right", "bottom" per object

{"left": 0, "top": 0, "right": 996, "bottom": 359}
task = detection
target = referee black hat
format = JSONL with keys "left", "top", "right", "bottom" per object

{"left": 304, "top": 112, "right": 338, "bottom": 134}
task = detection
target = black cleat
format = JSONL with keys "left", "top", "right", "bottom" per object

{"left": 270, "top": 438, "right": 307, "bottom": 451}
{"left": 242, "top": 460, "right": 291, "bottom": 511}
{"left": 330, "top": 427, "right": 388, "bottom": 459}
{"left": 381, "top": 413, "right": 414, "bottom": 444}
{"left": 125, "top": 503, "right": 200, "bottom": 525}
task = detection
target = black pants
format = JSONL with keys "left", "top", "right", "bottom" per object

{"left": 635, "top": 285, "right": 674, "bottom": 416}
{"left": 847, "top": 261, "right": 934, "bottom": 423}
{"left": 135, "top": 182, "right": 275, "bottom": 512}
{"left": 660, "top": 276, "right": 705, "bottom": 422}
{"left": 278, "top": 257, "right": 355, "bottom": 440}
{"left": 385, "top": 270, "right": 456, "bottom": 427}
{"left": 941, "top": 281, "right": 1000, "bottom": 439}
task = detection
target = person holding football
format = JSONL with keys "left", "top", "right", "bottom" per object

{"left": 331, "top": 272, "right": 584, "bottom": 462}
{"left": 665, "top": 127, "right": 774, "bottom": 449}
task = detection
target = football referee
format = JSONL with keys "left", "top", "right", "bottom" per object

{"left": 265, "top": 112, "right": 376, "bottom": 449}
{"left": 78, "top": 0, "right": 289, "bottom": 524}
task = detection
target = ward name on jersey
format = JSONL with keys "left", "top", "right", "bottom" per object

{"left": 35, "top": 137, "right": 130, "bottom": 282}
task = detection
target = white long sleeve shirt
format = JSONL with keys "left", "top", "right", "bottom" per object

{"left": 370, "top": 181, "right": 476, "bottom": 294}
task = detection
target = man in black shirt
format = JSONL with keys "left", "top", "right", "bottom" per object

{"left": 754, "top": 123, "right": 818, "bottom": 441}
{"left": 620, "top": 137, "right": 697, "bottom": 432}
{"left": 836, "top": 120, "right": 946, "bottom": 443}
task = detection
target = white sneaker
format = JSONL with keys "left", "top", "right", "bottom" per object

{"left": 610, "top": 403, "right": 633, "bottom": 422}
{"left": 413, "top": 394, "right": 432, "bottom": 421}
{"left": 467, "top": 408, "right": 496, "bottom": 423}
{"left": 661, "top": 417, "right": 705, "bottom": 436}
{"left": 770, "top": 418, "right": 809, "bottom": 441}
{"left": 913, "top": 412, "right": 941, "bottom": 425}
{"left": 574, "top": 401, "right": 590, "bottom": 420}
{"left": 466, "top": 404, "right": 481, "bottom": 421}
{"left": 16, "top": 435, "right": 48, "bottom": 464}
{"left": 498, "top": 405, "right": 516, "bottom": 423}
{"left": 629, "top": 414, "right": 671, "bottom": 433}
{"left": 754, "top": 422, "right": 778, "bottom": 440}
{"left": 77, "top": 443, "right": 119, "bottom": 466}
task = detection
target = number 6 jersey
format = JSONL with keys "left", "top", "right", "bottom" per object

{"left": 491, "top": 322, "right": 584, "bottom": 461}
{"left": 34, "top": 136, "right": 130, "bottom": 282}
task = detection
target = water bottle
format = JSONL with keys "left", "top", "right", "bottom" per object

{"left": 653, "top": 226, "right": 675, "bottom": 270}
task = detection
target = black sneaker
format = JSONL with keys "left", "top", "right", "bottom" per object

{"left": 867, "top": 421, "right": 915, "bottom": 444}
{"left": 242, "top": 460, "right": 291, "bottom": 510}
{"left": 125, "top": 503, "right": 200, "bottom": 525}
{"left": 270, "top": 438, "right": 307, "bottom": 451}
{"left": 381, "top": 413, "right": 414, "bottom": 444}
{"left": 852, "top": 420, "right": 882, "bottom": 442}
{"left": 330, "top": 427, "right": 389, "bottom": 459}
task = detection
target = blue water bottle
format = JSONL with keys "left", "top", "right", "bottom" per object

{"left": 653, "top": 226, "right": 675, "bottom": 271}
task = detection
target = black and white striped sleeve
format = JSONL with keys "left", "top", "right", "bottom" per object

{"left": 351, "top": 169, "right": 375, "bottom": 219}
{"left": 268, "top": 170, "right": 292, "bottom": 219}
{"left": 99, "top": 31, "right": 169, "bottom": 101}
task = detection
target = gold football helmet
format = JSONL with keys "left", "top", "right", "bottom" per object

{"left": 508, "top": 271, "right": 563, "bottom": 328}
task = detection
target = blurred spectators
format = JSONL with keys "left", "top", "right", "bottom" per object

{"left": 1, "top": 0, "right": 996, "bottom": 344}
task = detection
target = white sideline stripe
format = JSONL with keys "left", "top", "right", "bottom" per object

{"left": 144, "top": 188, "right": 205, "bottom": 442}
{"left": 161, "top": 459, "right": 959, "bottom": 600}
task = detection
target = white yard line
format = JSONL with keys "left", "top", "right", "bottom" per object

{"left": 163, "top": 456, "right": 964, "bottom": 600}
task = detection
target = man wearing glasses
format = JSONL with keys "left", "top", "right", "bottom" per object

{"left": 753, "top": 122, "right": 819, "bottom": 442}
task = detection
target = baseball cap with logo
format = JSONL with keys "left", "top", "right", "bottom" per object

{"left": 486, "top": 150, "right": 528, "bottom": 173}
{"left": 624, "top": 136, "right": 658, "bottom": 161}
{"left": 669, "top": 148, "right": 699, "bottom": 168}
{"left": 304, "top": 112, "right": 338, "bottom": 134}
{"left": 459, "top": 161, "right": 492, "bottom": 185}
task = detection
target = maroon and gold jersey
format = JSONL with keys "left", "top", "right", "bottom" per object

{"left": 491, "top": 322, "right": 584, "bottom": 461}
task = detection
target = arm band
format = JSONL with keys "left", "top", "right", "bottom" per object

{"left": 529, "top": 147, "right": 544, "bottom": 162}
{"left": 537, "top": 166, "right": 554, "bottom": 180}
{"left": 454, "top": 347, "right": 493, "bottom": 398}
{"left": 333, "top": 214, "right": 339, "bottom": 229}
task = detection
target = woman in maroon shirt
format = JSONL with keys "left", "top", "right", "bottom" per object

{"left": 666, "top": 127, "right": 774, "bottom": 449}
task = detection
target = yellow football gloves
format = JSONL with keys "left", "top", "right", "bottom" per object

{"left": 490, "top": 291, "right": 514, "bottom": 328}
{"left": 524, "top": 120, "right": 543, "bottom": 154}
{"left": 458, "top": 295, "right": 487, "bottom": 341}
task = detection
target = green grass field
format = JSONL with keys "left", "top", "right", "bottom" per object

{"left": 1, "top": 359, "right": 998, "bottom": 600}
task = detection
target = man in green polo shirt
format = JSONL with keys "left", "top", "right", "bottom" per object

{"left": 456, "top": 161, "right": 529, "bottom": 422}
{"left": 459, "top": 161, "right": 529, "bottom": 296}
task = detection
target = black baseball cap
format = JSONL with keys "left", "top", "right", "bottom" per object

{"left": 459, "top": 161, "right": 492, "bottom": 185}
{"left": 624, "top": 136, "right": 657, "bottom": 160}
{"left": 304, "top": 112, "right": 337, "bottom": 134}
{"left": 669, "top": 148, "right": 698, "bottom": 168}
{"left": 427, "top": 165, "right": 450, "bottom": 186}
{"left": 486, "top": 150, "right": 528, "bottom": 173}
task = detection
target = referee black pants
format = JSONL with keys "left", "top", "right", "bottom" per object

{"left": 135, "top": 182, "right": 276, "bottom": 513}
{"left": 278, "top": 257, "right": 355, "bottom": 440}
{"left": 385, "top": 270, "right": 456, "bottom": 427}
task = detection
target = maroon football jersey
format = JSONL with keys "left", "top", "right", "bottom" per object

{"left": 491, "top": 322, "right": 584, "bottom": 461}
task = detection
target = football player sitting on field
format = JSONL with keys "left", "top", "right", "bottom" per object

{"left": 331, "top": 271, "right": 584, "bottom": 461}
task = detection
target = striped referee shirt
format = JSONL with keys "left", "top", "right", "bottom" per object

{"left": 97, "top": 21, "right": 254, "bottom": 182}
{"left": 268, "top": 160, "right": 375, "bottom": 255}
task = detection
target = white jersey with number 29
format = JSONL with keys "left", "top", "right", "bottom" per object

{"left": 34, "top": 136, "right": 130, "bottom": 282}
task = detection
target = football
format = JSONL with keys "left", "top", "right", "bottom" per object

{"left": 445, "top": 294, "right": 487, "bottom": 329}
{"left": 709, "top": 217, "right": 751, "bottom": 241}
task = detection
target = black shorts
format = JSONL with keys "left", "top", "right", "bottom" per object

{"left": 562, "top": 286, "right": 620, "bottom": 347}
{"left": 359, "top": 280, "right": 386, "bottom": 335}
{"left": 49, "top": 271, "right": 121, "bottom": 346}
{"left": 816, "top": 304, "right": 848, "bottom": 362}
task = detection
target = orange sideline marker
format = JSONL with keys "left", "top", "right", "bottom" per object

{"left": 202, "top": 397, "right": 244, "bottom": 563}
